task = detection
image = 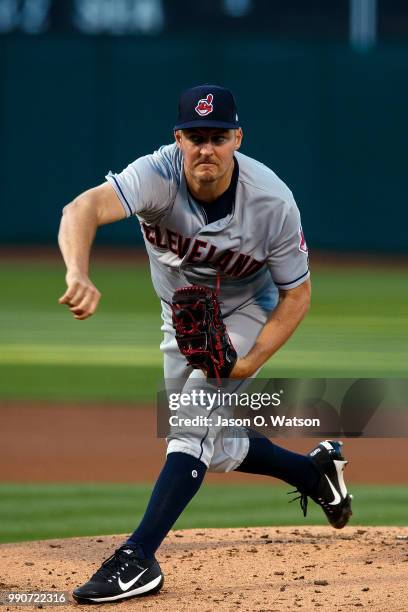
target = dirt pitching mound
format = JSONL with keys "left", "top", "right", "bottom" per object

{"left": 1, "top": 527, "right": 407, "bottom": 611}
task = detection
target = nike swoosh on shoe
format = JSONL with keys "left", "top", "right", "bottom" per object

{"left": 118, "top": 568, "right": 148, "bottom": 591}
{"left": 324, "top": 474, "right": 342, "bottom": 505}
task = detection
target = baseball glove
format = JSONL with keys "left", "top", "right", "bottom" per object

{"left": 171, "top": 285, "right": 237, "bottom": 381}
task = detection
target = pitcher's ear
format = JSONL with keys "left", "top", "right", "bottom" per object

{"left": 235, "top": 128, "right": 243, "bottom": 150}
{"left": 174, "top": 130, "right": 182, "bottom": 148}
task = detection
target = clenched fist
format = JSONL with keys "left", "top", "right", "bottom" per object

{"left": 59, "top": 271, "right": 101, "bottom": 320}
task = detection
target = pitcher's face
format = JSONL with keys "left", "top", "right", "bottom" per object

{"left": 175, "top": 128, "right": 242, "bottom": 186}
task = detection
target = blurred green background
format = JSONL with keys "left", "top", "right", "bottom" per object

{"left": 1, "top": 258, "right": 407, "bottom": 541}
{"left": 1, "top": 259, "right": 407, "bottom": 403}
{"left": 1, "top": 37, "right": 408, "bottom": 253}
{"left": 1, "top": 482, "right": 407, "bottom": 544}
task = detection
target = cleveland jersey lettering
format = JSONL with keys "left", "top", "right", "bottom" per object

{"left": 141, "top": 222, "right": 263, "bottom": 279}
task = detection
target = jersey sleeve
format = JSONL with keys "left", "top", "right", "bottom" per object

{"left": 267, "top": 197, "right": 310, "bottom": 290}
{"left": 105, "top": 145, "right": 180, "bottom": 224}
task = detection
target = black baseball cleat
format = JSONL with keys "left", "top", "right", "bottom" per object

{"left": 73, "top": 545, "right": 164, "bottom": 604}
{"left": 289, "top": 440, "right": 353, "bottom": 529}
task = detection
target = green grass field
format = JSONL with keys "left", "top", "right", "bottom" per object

{"left": 0, "top": 483, "right": 407, "bottom": 544}
{"left": 0, "top": 260, "right": 407, "bottom": 402}
{"left": 1, "top": 259, "right": 407, "bottom": 543}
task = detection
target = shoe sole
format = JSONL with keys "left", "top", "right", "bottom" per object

{"left": 312, "top": 442, "right": 352, "bottom": 529}
{"left": 73, "top": 574, "right": 164, "bottom": 604}
{"left": 329, "top": 495, "right": 353, "bottom": 529}
{"left": 331, "top": 458, "right": 352, "bottom": 528}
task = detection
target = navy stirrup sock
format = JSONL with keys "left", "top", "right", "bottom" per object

{"left": 236, "top": 431, "right": 320, "bottom": 492}
{"left": 126, "top": 452, "right": 206, "bottom": 558}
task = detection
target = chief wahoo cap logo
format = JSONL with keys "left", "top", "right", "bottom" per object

{"left": 195, "top": 93, "right": 214, "bottom": 117}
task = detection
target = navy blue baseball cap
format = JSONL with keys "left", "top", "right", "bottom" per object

{"left": 174, "top": 84, "right": 240, "bottom": 130}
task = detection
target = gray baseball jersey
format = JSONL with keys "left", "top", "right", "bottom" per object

{"left": 106, "top": 143, "right": 309, "bottom": 317}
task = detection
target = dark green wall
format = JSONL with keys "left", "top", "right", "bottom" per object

{"left": 1, "top": 35, "right": 407, "bottom": 252}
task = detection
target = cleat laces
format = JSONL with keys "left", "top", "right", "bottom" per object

{"left": 288, "top": 489, "right": 309, "bottom": 517}
{"left": 91, "top": 548, "right": 135, "bottom": 581}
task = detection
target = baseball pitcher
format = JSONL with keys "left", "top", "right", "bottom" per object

{"left": 58, "top": 85, "right": 352, "bottom": 604}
